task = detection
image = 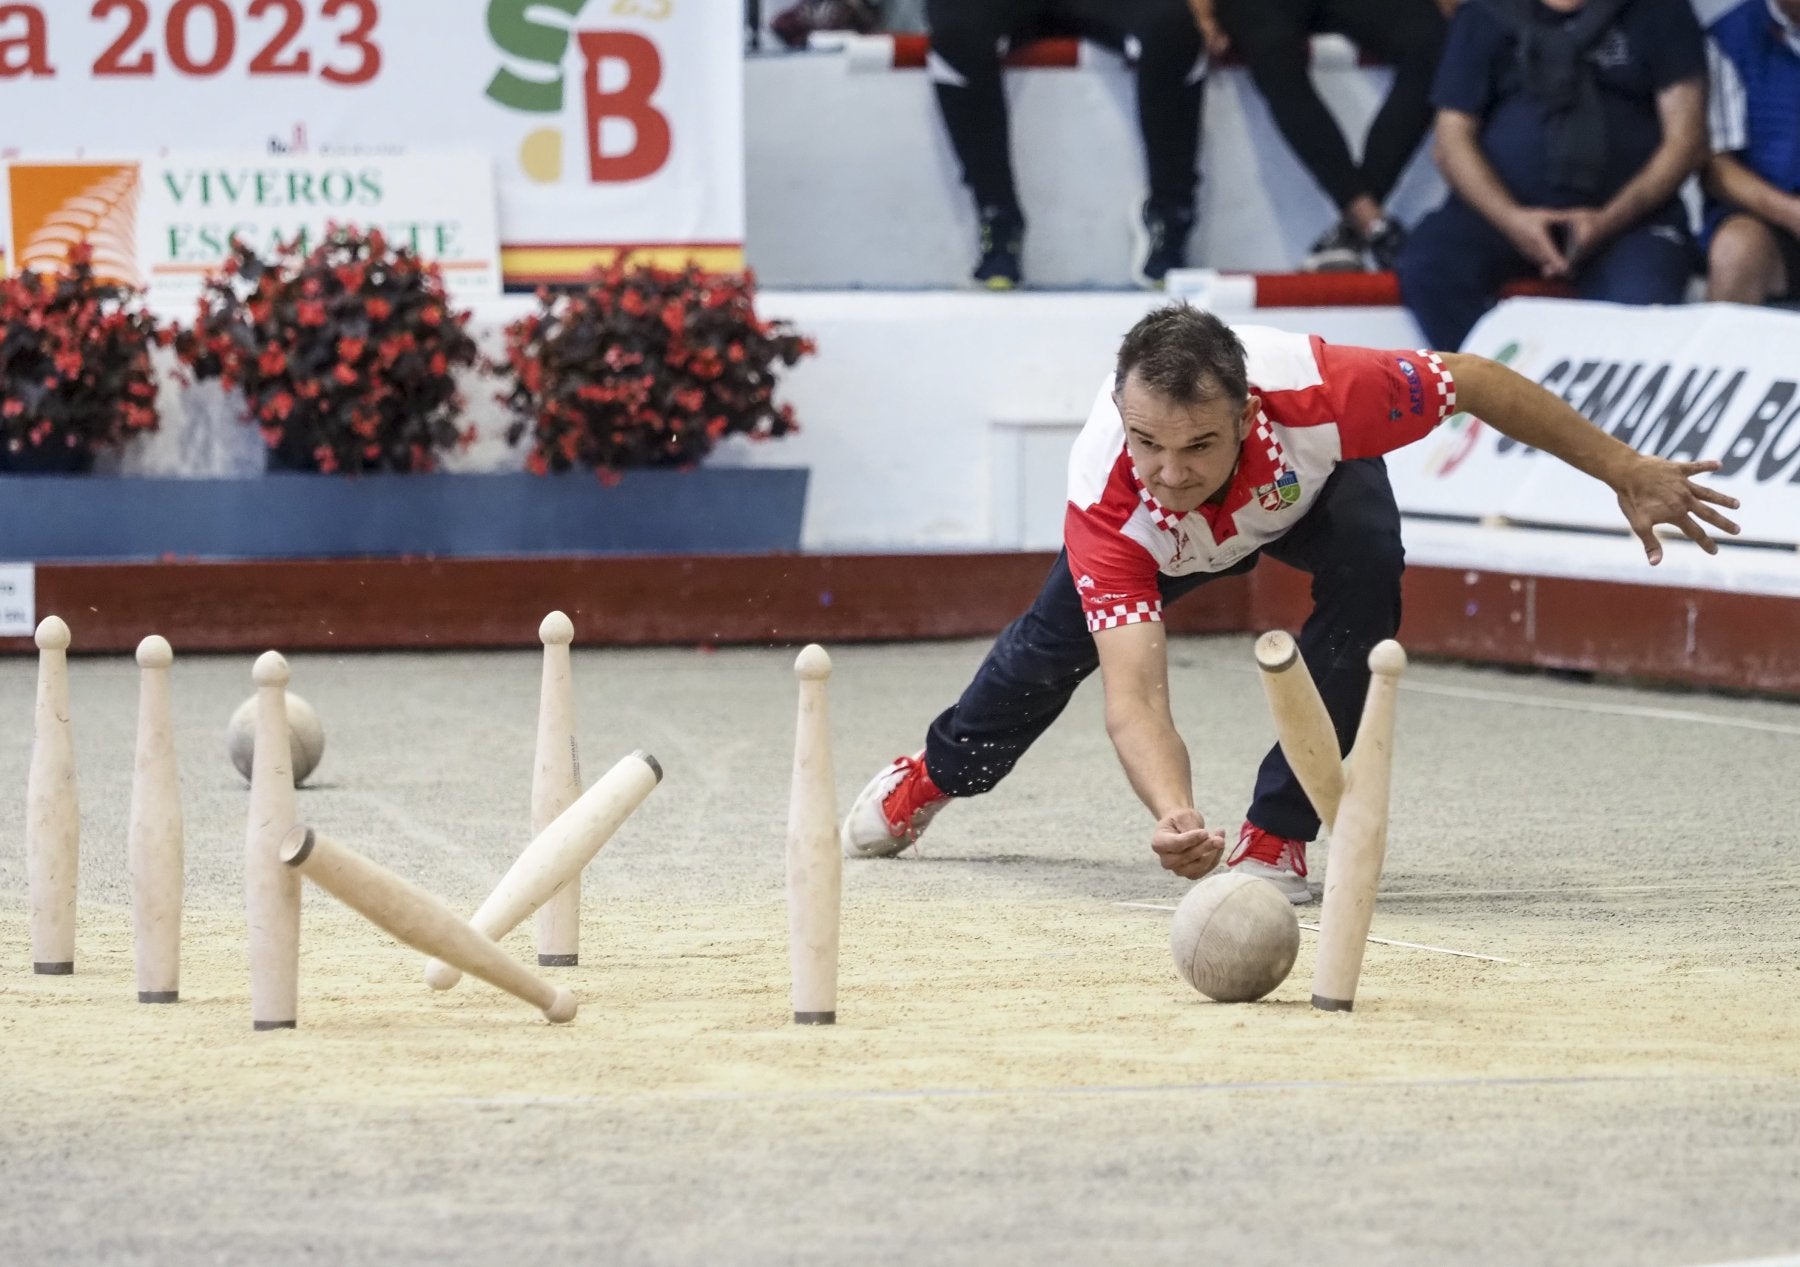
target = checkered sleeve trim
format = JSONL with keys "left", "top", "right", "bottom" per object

{"left": 1086, "top": 600, "right": 1163, "bottom": 633}
{"left": 1417, "top": 350, "right": 1457, "bottom": 422}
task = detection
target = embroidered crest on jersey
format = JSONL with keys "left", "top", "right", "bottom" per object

{"left": 1253, "top": 468, "right": 1302, "bottom": 511}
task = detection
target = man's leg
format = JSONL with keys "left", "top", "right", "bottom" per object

{"left": 1215, "top": 0, "right": 1366, "bottom": 216}
{"left": 923, "top": 550, "right": 1102, "bottom": 796}
{"left": 1320, "top": 0, "right": 1445, "bottom": 209}
{"left": 1052, "top": 0, "right": 1206, "bottom": 284}
{"left": 1705, "top": 213, "right": 1787, "bottom": 305}
{"left": 1246, "top": 457, "right": 1407, "bottom": 842}
{"left": 1575, "top": 219, "right": 1694, "bottom": 308}
{"left": 1397, "top": 198, "right": 1526, "bottom": 351}
{"left": 924, "top": 0, "right": 1035, "bottom": 214}
{"left": 843, "top": 550, "right": 1102, "bottom": 856}
{"left": 925, "top": 0, "right": 1041, "bottom": 286}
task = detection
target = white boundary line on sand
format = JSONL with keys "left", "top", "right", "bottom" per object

{"left": 1114, "top": 901, "right": 1512, "bottom": 963}
{"left": 1297, "top": 922, "right": 1510, "bottom": 963}
{"left": 447, "top": 1072, "right": 1690, "bottom": 1107}
{"left": 1397, "top": 679, "right": 1800, "bottom": 737}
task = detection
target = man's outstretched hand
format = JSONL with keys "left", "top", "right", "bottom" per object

{"left": 1615, "top": 457, "right": 1742, "bottom": 564}
{"left": 1151, "top": 808, "right": 1226, "bottom": 880}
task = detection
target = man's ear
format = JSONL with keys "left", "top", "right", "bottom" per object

{"left": 1239, "top": 394, "right": 1260, "bottom": 437}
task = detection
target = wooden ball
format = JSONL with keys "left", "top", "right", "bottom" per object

{"left": 227, "top": 691, "right": 326, "bottom": 786}
{"left": 1170, "top": 873, "right": 1300, "bottom": 1003}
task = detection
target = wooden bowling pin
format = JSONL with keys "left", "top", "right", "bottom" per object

{"left": 246, "top": 651, "right": 301, "bottom": 1030}
{"left": 128, "top": 636, "right": 184, "bottom": 1003}
{"left": 26, "top": 616, "right": 78, "bottom": 975}
{"left": 786, "top": 644, "right": 840, "bottom": 1025}
{"left": 1311, "top": 640, "right": 1408, "bottom": 1013}
{"left": 1253, "top": 630, "right": 1343, "bottom": 831}
{"left": 282, "top": 827, "right": 576, "bottom": 1023}
{"left": 532, "top": 612, "right": 583, "bottom": 968}
{"left": 423, "top": 750, "right": 662, "bottom": 990}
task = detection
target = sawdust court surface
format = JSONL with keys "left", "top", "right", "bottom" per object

{"left": 2, "top": 636, "right": 1798, "bottom": 1266}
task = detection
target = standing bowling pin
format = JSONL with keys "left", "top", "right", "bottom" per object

{"left": 1311, "top": 640, "right": 1408, "bottom": 1013}
{"left": 1253, "top": 630, "right": 1344, "bottom": 831}
{"left": 786, "top": 644, "right": 840, "bottom": 1025}
{"left": 128, "top": 636, "right": 184, "bottom": 1003}
{"left": 26, "top": 616, "right": 78, "bottom": 975}
{"left": 532, "top": 612, "right": 583, "bottom": 968}
{"left": 246, "top": 651, "right": 301, "bottom": 1030}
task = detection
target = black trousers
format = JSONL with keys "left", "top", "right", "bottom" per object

{"left": 1214, "top": 0, "right": 1445, "bottom": 214}
{"left": 923, "top": 458, "right": 1405, "bottom": 841}
{"left": 925, "top": 0, "right": 1206, "bottom": 216}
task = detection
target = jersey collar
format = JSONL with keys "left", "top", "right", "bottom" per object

{"left": 1126, "top": 407, "right": 1292, "bottom": 545}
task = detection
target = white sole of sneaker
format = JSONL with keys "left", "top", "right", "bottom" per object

{"left": 1227, "top": 860, "right": 1314, "bottom": 904}
{"left": 840, "top": 773, "right": 914, "bottom": 859}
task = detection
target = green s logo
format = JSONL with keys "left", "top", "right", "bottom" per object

{"left": 486, "top": 0, "right": 586, "bottom": 113}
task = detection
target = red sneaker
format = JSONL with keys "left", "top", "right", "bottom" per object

{"left": 840, "top": 751, "right": 949, "bottom": 858}
{"left": 1225, "top": 822, "right": 1313, "bottom": 904}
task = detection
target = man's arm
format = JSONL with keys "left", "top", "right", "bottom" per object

{"left": 1569, "top": 78, "right": 1707, "bottom": 260}
{"left": 1704, "top": 152, "right": 1800, "bottom": 239}
{"left": 1439, "top": 352, "right": 1742, "bottom": 562}
{"left": 1093, "top": 621, "right": 1225, "bottom": 879}
{"left": 1434, "top": 109, "right": 1571, "bottom": 276}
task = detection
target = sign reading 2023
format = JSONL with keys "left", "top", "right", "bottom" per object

{"left": 0, "top": 0, "right": 380, "bottom": 84}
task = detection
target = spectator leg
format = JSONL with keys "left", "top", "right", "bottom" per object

{"left": 1396, "top": 199, "right": 1526, "bottom": 351}
{"left": 924, "top": 0, "right": 1038, "bottom": 215}
{"left": 1575, "top": 220, "right": 1695, "bottom": 307}
{"left": 1056, "top": 0, "right": 1206, "bottom": 213}
{"left": 1321, "top": 0, "right": 1446, "bottom": 207}
{"left": 1214, "top": 0, "right": 1367, "bottom": 214}
{"left": 1705, "top": 213, "right": 1785, "bottom": 305}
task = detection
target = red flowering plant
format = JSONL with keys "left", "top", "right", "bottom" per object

{"left": 174, "top": 227, "right": 479, "bottom": 473}
{"left": 0, "top": 245, "right": 169, "bottom": 472}
{"left": 496, "top": 260, "right": 814, "bottom": 477}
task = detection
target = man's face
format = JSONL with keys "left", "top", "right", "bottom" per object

{"left": 1116, "top": 369, "right": 1256, "bottom": 515}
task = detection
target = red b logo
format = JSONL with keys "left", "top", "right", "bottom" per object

{"left": 578, "top": 31, "right": 672, "bottom": 184}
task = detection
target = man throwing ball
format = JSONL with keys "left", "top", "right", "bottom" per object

{"left": 840, "top": 305, "right": 1741, "bottom": 902}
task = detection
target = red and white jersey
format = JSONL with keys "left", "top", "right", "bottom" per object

{"left": 1065, "top": 326, "right": 1457, "bottom": 634}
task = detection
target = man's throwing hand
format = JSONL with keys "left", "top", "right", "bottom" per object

{"left": 1615, "top": 457, "right": 1742, "bottom": 564}
{"left": 1151, "top": 809, "right": 1226, "bottom": 880}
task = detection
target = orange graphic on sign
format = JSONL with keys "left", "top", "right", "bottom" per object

{"left": 7, "top": 162, "right": 143, "bottom": 287}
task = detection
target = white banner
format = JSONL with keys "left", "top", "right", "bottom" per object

{"left": 0, "top": 1, "right": 743, "bottom": 284}
{"left": 1386, "top": 298, "right": 1800, "bottom": 548}
{"left": 0, "top": 564, "right": 35, "bottom": 636}
{"left": 5, "top": 153, "right": 501, "bottom": 300}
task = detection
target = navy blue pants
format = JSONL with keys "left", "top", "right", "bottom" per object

{"left": 923, "top": 457, "right": 1405, "bottom": 841}
{"left": 1397, "top": 197, "right": 1695, "bottom": 351}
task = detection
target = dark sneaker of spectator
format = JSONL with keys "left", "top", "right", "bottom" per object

{"left": 770, "top": 0, "right": 883, "bottom": 50}
{"left": 973, "top": 205, "right": 1025, "bottom": 289}
{"left": 1364, "top": 217, "right": 1408, "bottom": 271}
{"left": 928, "top": 0, "right": 1206, "bottom": 291}
{"left": 1303, "top": 218, "right": 1365, "bottom": 271}
{"left": 1133, "top": 200, "right": 1196, "bottom": 289}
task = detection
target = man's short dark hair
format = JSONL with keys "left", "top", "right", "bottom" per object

{"left": 1115, "top": 304, "right": 1248, "bottom": 408}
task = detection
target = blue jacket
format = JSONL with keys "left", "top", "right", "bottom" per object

{"left": 1709, "top": 0, "right": 1800, "bottom": 194}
